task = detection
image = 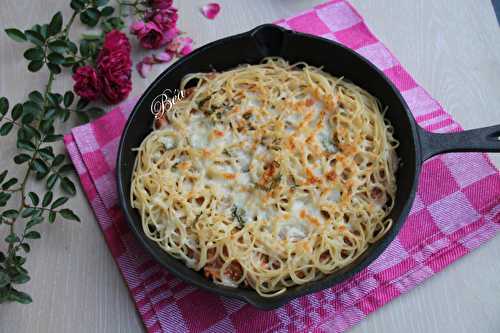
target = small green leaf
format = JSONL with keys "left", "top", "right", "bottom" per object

{"left": 26, "top": 216, "right": 43, "bottom": 229}
{"left": 11, "top": 103, "right": 23, "bottom": 121}
{"left": 31, "top": 24, "right": 42, "bottom": 34}
{"left": 62, "top": 109, "right": 71, "bottom": 122}
{"left": 28, "top": 91, "right": 44, "bottom": 104}
{"left": 24, "top": 30, "right": 44, "bottom": 46}
{"left": 103, "top": 17, "right": 124, "bottom": 31}
{"left": 13, "top": 256, "right": 26, "bottom": 266}
{"left": 46, "top": 173, "right": 59, "bottom": 189}
{"left": 20, "top": 125, "right": 41, "bottom": 141}
{"left": 62, "top": 57, "right": 76, "bottom": 67}
{"left": 23, "top": 100, "right": 42, "bottom": 115}
{"left": 96, "top": 0, "right": 109, "bottom": 6}
{"left": 80, "top": 8, "right": 101, "bottom": 27}
{"left": 51, "top": 197, "right": 68, "bottom": 209}
{"left": 0, "top": 271, "right": 10, "bottom": 288}
{"left": 47, "top": 93, "right": 62, "bottom": 108}
{"left": 0, "top": 97, "right": 8, "bottom": 116}
{"left": 0, "top": 170, "right": 7, "bottom": 184}
{"left": 87, "top": 106, "right": 105, "bottom": 117}
{"left": 21, "top": 207, "right": 36, "bottom": 218}
{"left": 67, "top": 40, "right": 78, "bottom": 54}
{"left": 70, "top": 0, "right": 85, "bottom": 10}
{"left": 59, "top": 164, "right": 74, "bottom": 173}
{"left": 8, "top": 289, "right": 33, "bottom": 304}
{"left": 48, "top": 40, "right": 68, "bottom": 54}
{"left": 48, "top": 52, "right": 65, "bottom": 64}
{"left": 5, "top": 233, "right": 20, "bottom": 243}
{"left": 0, "top": 192, "right": 11, "bottom": 206}
{"left": 38, "top": 146, "right": 54, "bottom": 160}
{"left": 5, "top": 28, "right": 26, "bottom": 42}
{"left": 76, "top": 111, "right": 90, "bottom": 123}
{"left": 28, "top": 192, "right": 39, "bottom": 206}
{"left": 47, "top": 93, "right": 62, "bottom": 106}
{"left": 20, "top": 243, "right": 30, "bottom": 253}
{"left": 14, "top": 153, "right": 30, "bottom": 164}
{"left": 3, "top": 209, "right": 18, "bottom": 219}
{"left": 28, "top": 60, "right": 44, "bottom": 72}
{"left": 21, "top": 113, "right": 34, "bottom": 124}
{"left": 100, "top": 6, "right": 114, "bottom": 17}
{"left": 43, "top": 108, "right": 58, "bottom": 121}
{"left": 23, "top": 47, "right": 44, "bottom": 61}
{"left": 17, "top": 139, "right": 36, "bottom": 152}
{"left": 63, "top": 91, "right": 74, "bottom": 107}
{"left": 40, "top": 24, "right": 49, "bottom": 39}
{"left": 48, "top": 12, "right": 63, "bottom": 36}
{"left": 24, "top": 231, "right": 41, "bottom": 239}
{"left": 2, "top": 178, "right": 17, "bottom": 190}
{"left": 35, "top": 170, "right": 49, "bottom": 180}
{"left": 44, "top": 134, "right": 63, "bottom": 142}
{"left": 79, "top": 39, "right": 90, "bottom": 58}
{"left": 42, "top": 191, "right": 53, "bottom": 207}
{"left": 59, "top": 209, "right": 80, "bottom": 222}
{"left": 82, "top": 33, "right": 101, "bottom": 41}
{"left": 0, "top": 122, "right": 13, "bottom": 136}
{"left": 12, "top": 273, "right": 30, "bottom": 284}
{"left": 47, "top": 63, "right": 61, "bottom": 74}
{"left": 52, "top": 154, "right": 65, "bottom": 167}
{"left": 60, "top": 177, "right": 76, "bottom": 196}
{"left": 40, "top": 119, "right": 54, "bottom": 133}
{"left": 48, "top": 211, "right": 56, "bottom": 223}
{"left": 76, "top": 98, "right": 89, "bottom": 110}
{"left": 32, "top": 159, "right": 49, "bottom": 174}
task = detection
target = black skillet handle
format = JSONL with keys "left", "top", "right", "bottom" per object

{"left": 250, "top": 24, "right": 290, "bottom": 57}
{"left": 418, "top": 124, "right": 500, "bottom": 161}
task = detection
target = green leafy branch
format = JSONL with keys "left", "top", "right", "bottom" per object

{"left": 0, "top": 0, "right": 124, "bottom": 304}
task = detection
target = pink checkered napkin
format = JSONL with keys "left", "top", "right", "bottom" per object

{"left": 64, "top": 1, "right": 500, "bottom": 332}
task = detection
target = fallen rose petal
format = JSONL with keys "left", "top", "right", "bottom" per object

{"left": 153, "top": 51, "right": 173, "bottom": 63}
{"left": 178, "top": 36, "right": 193, "bottom": 44}
{"left": 180, "top": 44, "right": 193, "bottom": 55}
{"left": 201, "top": 3, "right": 220, "bottom": 20}
{"left": 176, "top": 36, "right": 193, "bottom": 55}
{"left": 165, "top": 39, "right": 180, "bottom": 53}
{"left": 142, "top": 55, "right": 156, "bottom": 65}
{"left": 136, "top": 61, "right": 153, "bottom": 78}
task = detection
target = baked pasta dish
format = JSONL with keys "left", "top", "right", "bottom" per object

{"left": 131, "top": 58, "right": 398, "bottom": 296}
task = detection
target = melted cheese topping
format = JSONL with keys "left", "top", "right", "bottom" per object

{"left": 131, "top": 58, "right": 399, "bottom": 297}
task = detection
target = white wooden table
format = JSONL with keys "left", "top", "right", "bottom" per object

{"left": 1, "top": 1, "right": 499, "bottom": 332}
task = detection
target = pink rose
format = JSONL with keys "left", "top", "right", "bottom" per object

{"left": 147, "top": 7, "right": 178, "bottom": 32}
{"left": 130, "top": 21, "right": 165, "bottom": 49}
{"left": 149, "top": 0, "right": 173, "bottom": 9}
{"left": 96, "top": 30, "right": 132, "bottom": 104}
{"left": 72, "top": 66, "right": 102, "bottom": 101}
{"left": 102, "top": 29, "right": 131, "bottom": 53}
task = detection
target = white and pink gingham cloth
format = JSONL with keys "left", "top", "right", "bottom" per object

{"left": 63, "top": 1, "right": 500, "bottom": 332}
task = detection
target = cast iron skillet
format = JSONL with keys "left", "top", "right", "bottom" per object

{"left": 117, "top": 24, "right": 500, "bottom": 310}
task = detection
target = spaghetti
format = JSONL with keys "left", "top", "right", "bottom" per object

{"left": 131, "top": 58, "right": 399, "bottom": 296}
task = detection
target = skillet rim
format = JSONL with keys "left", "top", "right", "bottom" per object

{"left": 116, "top": 24, "right": 422, "bottom": 310}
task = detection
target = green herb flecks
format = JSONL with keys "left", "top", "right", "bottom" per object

{"left": 231, "top": 205, "right": 247, "bottom": 229}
